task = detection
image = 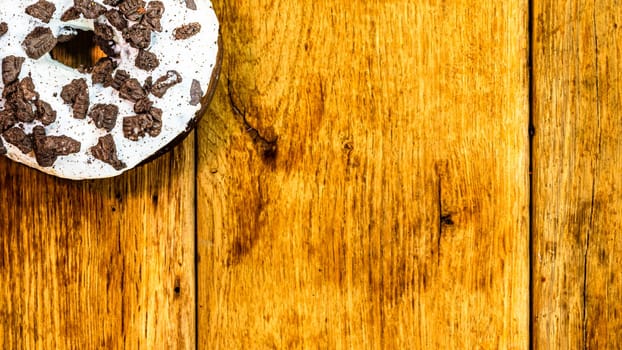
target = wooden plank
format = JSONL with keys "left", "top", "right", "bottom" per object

{"left": 197, "top": 1, "right": 529, "bottom": 348}
{"left": 0, "top": 138, "right": 196, "bottom": 347}
{"left": 532, "top": 1, "right": 622, "bottom": 348}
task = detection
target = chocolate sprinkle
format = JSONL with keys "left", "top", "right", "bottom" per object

{"left": 135, "top": 49, "right": 159, "bottom": 71}
{"left": 185, "top": 0, "right": 197, "bottom": 10}
{"left": 2, "top": 56, "right": 26, "bottom": 85}
{"left": 88, "top": 104, "right": 118, "bottom": 131}
{"left": 151, "top": 70, "right": 182, "bottom": 98}
{"left": 119, "top": 78, "right": 147, "bottom": 102}
{"left": 105, "top": 9, "right": 128, "bottom": 31}
{"left": 190, "top": 79, "right": 203, "bottom": 106}
{"left": 25, "top": 0, "right": 56, "bottom": 23}
{"left": 0, "top": 22, "right": 7, "bottom": 37}
{"left": 3, "top": 127, "right": 32, "bottom": 154}
{"left": 173, "top": 23, "right": 201, "bottom": 40}
{"left": 61, "top": 78, "right": 90, "bottom": 119}
{"left": 22, "top": 26, "right": 57, "bottom": 59}
{"left": 90, "top": 134, "right": 127, "bottom": 170}
{"left": 35, "top": 100, "right": 57, "bottom": 125}
{"left": 32, "top": 126, "right": 81, "bottom": 167}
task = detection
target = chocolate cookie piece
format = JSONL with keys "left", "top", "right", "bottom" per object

{"left": 141, "top": 1, "right": 164, "bottom": 32}
{"left": 189, "top": 79, "right": 202, "bottom": 106}
{"left": 119, "top": 0, "right": 146, "bottom": 21}
{"left": 111, "top": 69, "right": 130, "bottom": 90}
{"left": 146, "top": 107, "right": 162, "bottom": 137}
{"left": 14, "top": 100, "right": 35, "bottom": 123}
{"left": 35, "top": 100, "right": 57, "bottom": 125}
{"left": 94, "top": 21, "right": 114, "bottom": 41}
{"left": 133, "top": 98, "right": 153, "bottom": 113}
{"left": 74, "top": 0, "right": 107, "bottom": 19}
{"left": 0, "top": 109, "right": 17, "bottom": 132}
{"left": 13, "top": 98, "right": 36, "bottom": 123}
{"left": 4, "top": 77, "right": 40, "bottom": 123}
{"left": 19, "top": 76, "right": 39, "bottom": 101}
{"left": 90, "top": 134, "right": 126, "bottom": 170}
{"left": 135, "top": 49, "right": 159, "bottom": 71}
{"left": 2, "top": 81, "right": 19, "bottom": 99}
{"left": 25, "top": 0, "right": 56, "bottom": 23}
{"left": 22, "top": 26, "right": 57, "bottom": 59}
{"left": 32, "top": 126, "right": 81, "bottom": 167}
{"left": 185, "top": 0, "right": 197, "bottom": 10}
{"left": 119, "top": 78, "right": 147, "bottom": 102}
{"left": 173, "top": 23, "right": 201, "bottom": 40}
{"left": 142, "top": 76, "right": 153, "bottom": 91}
{"left": 151, "top": 70, "right": 182, "bottom": 98}
{"left": 105, "top": 9, "right": 128, "bottom": 31}
{"left": 3, "top": 127, "right": 32, "bottom": 154}
{"left": 91, "top": 57, "right": 116, "bottom": 86}
{"left": 0, "top": 22, "right": 7, "bottom": 37}
{"left": 61, "top": 78, "right": 90, "bottom": 119}
{"left": 2, "top": 56, "right": 26, "bottom": 85}
{"left": 122, "top": 111, "right": 161, "bottom": 140}
{"left": 0, "top": 137, "right": 6, "bottom": 155}
{"left": 123, "top": 24, "right": 152, "bottom": 49}
{"left": 60, "top": 7, "right": 81, "bottom": 21}
{"left": 88, "top": 103, "right": 118, "bottom": 131}
{"left": 103, "top": 0, "right": 123, "bottom": 5}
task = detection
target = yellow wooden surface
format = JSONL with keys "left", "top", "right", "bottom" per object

{"left": 0, "top": 142, "right": 196, "bottom": 348}
{"left": 5, "top": 0, "right": 622, "bottom": 349}
{"left": 197, "top": 1, "right": 529, "bottom": 348}
{"left": 532, "top": 0, "right": 622, "bottom": 348}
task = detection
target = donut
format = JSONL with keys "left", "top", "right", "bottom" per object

{"left": 0, "top": 0, "right": 221, "bottom": 179}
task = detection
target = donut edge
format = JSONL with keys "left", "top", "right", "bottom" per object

{"left": 137, "top": 33, "right": 223, "bottom": 169}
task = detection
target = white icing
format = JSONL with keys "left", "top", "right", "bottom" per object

{"left": 0, "top": 0, "right": 219, "bottom": 179}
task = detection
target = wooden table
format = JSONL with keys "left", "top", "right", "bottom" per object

{"left": 1, "top": 0, "right": 620, "bottom": 348}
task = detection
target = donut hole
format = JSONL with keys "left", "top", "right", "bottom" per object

{"left": 50, "top": 29, "right": 108, "bottom": 70}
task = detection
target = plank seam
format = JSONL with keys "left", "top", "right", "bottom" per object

{"left": 194, "top": 127, "right": 199, "bottom": 350}
{"left": 528, "top": 0, "right": 535, "bottom": 348}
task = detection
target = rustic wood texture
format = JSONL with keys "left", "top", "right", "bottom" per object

{"left": 0, "top": 147, "right": 196, "bottom": 349}
{"left": 532, "top": 1, "right": 622, "bottom": 348}
{"left": 0, "top": 82, "right": 195, "bottom": 350}
{"left": 197, "top": 1, "right": 529, "bottom": 348}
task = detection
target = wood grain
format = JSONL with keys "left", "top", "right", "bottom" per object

{"left": 0, "top": 47, "right": 196, "bottom": 348}
{"left": 197, "top": 1, "right": 529, "bottom": 348}
{"left": 532, "top": 1, "right": 622, "bottom": 348}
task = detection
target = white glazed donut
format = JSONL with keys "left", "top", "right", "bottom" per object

{"left": 0, "top": 0, "right": 221, "bottom": 179}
